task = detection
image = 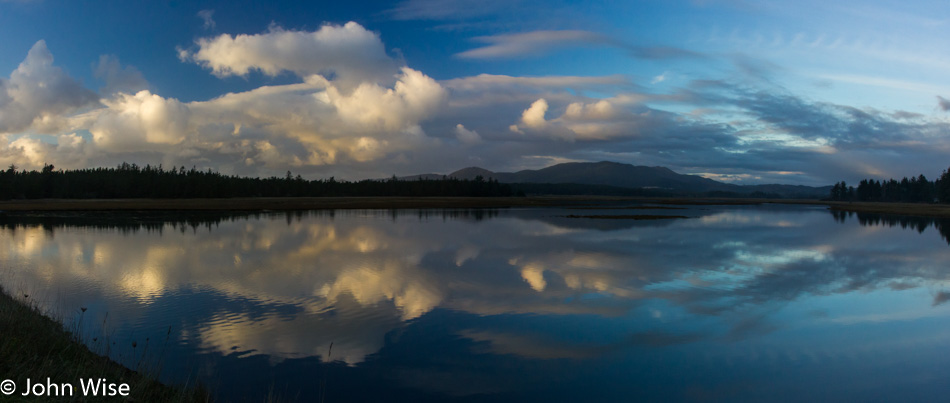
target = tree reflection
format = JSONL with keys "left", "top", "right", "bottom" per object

{"left": 830, "top": 209, "right": 950, "bottom": 243}
{"left": 1, "top": 206, "right": 950, "bottom": 401}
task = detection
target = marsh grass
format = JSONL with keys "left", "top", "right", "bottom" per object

{"left": 0, "top": 285, "right": 209, "bottom": 402}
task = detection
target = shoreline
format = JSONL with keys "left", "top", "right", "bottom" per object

{"left": 1, "top": 197, "right": 950, "bottom": 219}
{"left": 0, "top": 286, "right": 207, "bottom": 402}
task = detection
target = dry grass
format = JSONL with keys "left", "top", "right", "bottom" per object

{"left": 816, "top": 201, "right": 950, "bottom": 219}
{"left": 0, "top": 286, "right": 209, "bottom": 402}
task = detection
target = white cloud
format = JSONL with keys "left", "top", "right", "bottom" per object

{"left": 3, "top": 24, "right": 947, "bottom": 185}
{"left": 509, "top": 96, "right": 646, "bottom": 141}
{"left": 520, "top": 98, "right": 549, "bottom": 129}
{"left": 68, "top": 66, "right": 444, "bottom": 172}
{"left": 181, "top": 22, "right": 399, "bottom": 91}
{"left": 456, "top": 30, "right": 609, "bottom": 59}
{"left": 455, "top": 124, "right": 482, "bottom": 144}
{"left": 520, "top": 263, "right": 547, "bottom": 292}
{"left": 326, "top": 67, "right": 447, "bottom": 132}
{"left": 0, "top": 26, "right": 449, "bottom": 175}
{"left": 1, "top": 133, "right": 93, "bottom": 169}
{"left": 563, "top": 99, "right": 616, "bottom": 120}
{"left": 87, "top": 90, "right": 191, "bottom": 151}
{"left": 0, "top": 40, "right": 99, "bottom": 134}
{"left": 443, "top": 73, "right": 629, "bottom": 91}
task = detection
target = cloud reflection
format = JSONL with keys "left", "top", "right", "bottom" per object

{"left": 1, "top": 206, "right": 949, "bottom": 368}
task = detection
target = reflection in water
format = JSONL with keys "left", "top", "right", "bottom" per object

{"left": 2, "top": 206, "right": 950, "bottom": 401}
{"left": 830, "top": 209, "right": 950, "bottom": 243}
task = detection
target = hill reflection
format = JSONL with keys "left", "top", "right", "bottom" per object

{"left": 1, "top": 206, "right": 949, "bottom": 401}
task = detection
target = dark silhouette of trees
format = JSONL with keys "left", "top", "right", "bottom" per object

{"left": 830, "top": 169, "right": 946, "bottom": 203}
{"left": 830, "top": 181, "right": 855, "bottom": 201}
{"left": 0, "top": 163, "right": 516, "bottom": 200}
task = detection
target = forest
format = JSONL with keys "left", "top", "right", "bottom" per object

{"left": 0, "top": 163, "right": 517, "bottom": 199}
{"left": 828, "top": 167, "right": 950, "bottom": 203}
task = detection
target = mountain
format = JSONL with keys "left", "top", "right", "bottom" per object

{"left": 448, "top": 161, "right": 739, "bottom": 192}
{"left": 403, "top": 161, "right": 830, "bottom": 198}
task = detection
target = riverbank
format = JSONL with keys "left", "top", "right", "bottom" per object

{"left": 0, "top": 286, "right": 207, "bottom": 402}
{"left": 1, "top": 197, "right": 950, "bottom": 218}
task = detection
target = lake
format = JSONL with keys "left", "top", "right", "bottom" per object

{"left": 2, "top": 204, "right": 950, "bottom": 402}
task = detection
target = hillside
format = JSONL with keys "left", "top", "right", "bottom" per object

{"left": 406, "top": 161, "right": 830, "bottom": 198}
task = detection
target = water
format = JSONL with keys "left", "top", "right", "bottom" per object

{"left": 1, "top": 204, "right": 949, "bottom": 402}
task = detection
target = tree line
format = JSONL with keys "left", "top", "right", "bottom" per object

{"left": 828, "top": 167, "right": 950, "bottom": 203}
{"left": 0, "top": 163, "right": 518, "bottom": 200}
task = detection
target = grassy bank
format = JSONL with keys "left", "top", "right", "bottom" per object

{"left": 0, "top": 286, "right": 208, "bottom": 402}
{"left": 816, "top": 201, "right": 950, "bottom": 219}
{"left": 2, "top": 196, "right": 950, "bottom": 219}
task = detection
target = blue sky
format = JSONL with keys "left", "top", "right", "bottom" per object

{"left": 1, "top": 0, "right": 949, "bottom": 185}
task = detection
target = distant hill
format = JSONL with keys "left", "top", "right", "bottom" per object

{"left": 402, "top": 161, "right": 830, "bottom": 198}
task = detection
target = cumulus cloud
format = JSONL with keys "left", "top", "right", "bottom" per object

{"left": 0, "top": 40, "right": 99, "bottom": 134}
{"left": 180, "top": 22, "right": 399, "bottom": 91}
{"left": 86, "top": 90, "right": 191, "bottom": 151}
{"left": 325, "top": 67, "right": 447, "bottom": 132}
{"left": 72, "top": 66, "right": 446, "bottom": 172}
{"left": 519, "top": 98, "right": 549, "bottom": 129}
{"left": 0, "top": 26, "right": 450, "bottom": 176}
{"left": 508, "top": 95, "right": 651, "bottom": 141}
{"left": 4, "top": 23, "right": 950, "bottom": 185}
{"left": 1, "top": 133, "right": 94, "bottom": 169}
{"left": 187, "top": 67, "right": 446, "bottom": 168}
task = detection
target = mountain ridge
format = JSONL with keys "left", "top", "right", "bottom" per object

{"left": 401, "top": 161, "right": 829, "bottom": 198}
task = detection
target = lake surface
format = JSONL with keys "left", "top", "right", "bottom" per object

{"left": 2, "top": 204, "right": 950, "bottom": 402}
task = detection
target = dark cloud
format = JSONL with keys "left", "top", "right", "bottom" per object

{"left": 933, "top": 291, "right": 950, "bottom": 306}
{"left": 937, "top": 96, "right": 950, "bottom": 112}
{"left": 682, "top": 78, "right": 950, "bottom": 152}
{"left": 92, "top": 55, "right": 149, "bottom": 96}
{"left": 726, "top": 312, "right": 780, "bottom": 341}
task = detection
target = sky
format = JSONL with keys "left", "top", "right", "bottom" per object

{"left": 1, "top": 0, "right": 949, "bottom": 185}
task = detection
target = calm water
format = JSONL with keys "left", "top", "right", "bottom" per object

{"left": 2, "top": 205, "right": 950, "bottom": 402}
